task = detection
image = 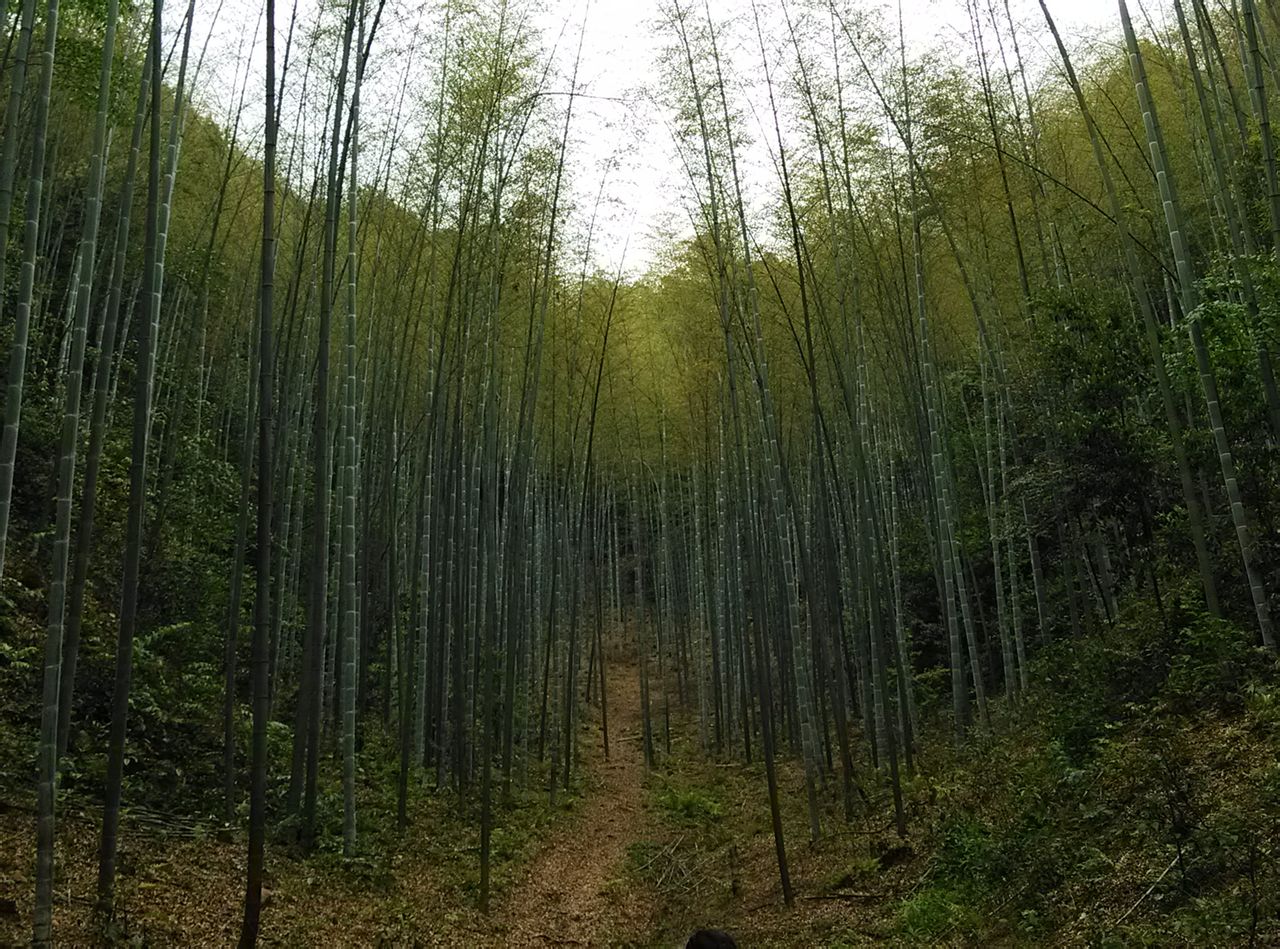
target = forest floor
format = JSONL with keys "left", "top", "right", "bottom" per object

{"left": 491, "top": 658, "right": 896, "bottom": 947}
{"left": 0, "top": 649, "right": 890, "bottom": 947}
{"left": 0, "top": 655, "right": 673, "bottom": 947}
{"left": 9, "top": 634, "right": 1272, "bottom": 946}
{"left": 491, "top": 660, "right": 660, "bottom": 946}
{"left": 5, "top": 617, "right": 1280, "bottom": 945}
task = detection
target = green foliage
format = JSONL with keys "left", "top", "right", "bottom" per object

{"left": 898, "top": 586, "right": 1280, "bottom": 944}
{"left": 656, "top": 784, "right": 723, "bottom": 825}
{"left": 933, "top": 813, "right": 998, "bottom": 882}
{"left": 1163, "top": 612, "right": 1272, "bottom": 713}
{"left": 898, "top": 884, "right": 980, "bottom": 939}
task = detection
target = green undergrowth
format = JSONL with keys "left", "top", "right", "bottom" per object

{"left": 283, "top": 730, "right": 581, "bottom": 903}
{"left": 626, "top": 714, "right": 911, "bottom": 946}
{"left": 0, "top": 540, "right": 591, "bottom": 942}
{"left": 901, "top": 590, "right": 1280, "bottom": 946}
{"left": 632, "top": 589, "right": 1280, "bottom": 947}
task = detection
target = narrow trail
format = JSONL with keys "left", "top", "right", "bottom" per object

{"left": 496, "top": 659, "right": 654, "bottom": 946}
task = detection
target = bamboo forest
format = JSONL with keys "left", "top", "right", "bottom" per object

{"left": 5, "top": 0, "right": 1280, "bottom": 943}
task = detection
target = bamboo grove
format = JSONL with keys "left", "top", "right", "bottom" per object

{"left": 3, "top": 0, "right": 1280, "bottom": 942}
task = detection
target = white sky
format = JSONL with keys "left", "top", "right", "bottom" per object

{"left": 186, "top": 0, "right": 1126, "bottom": 272}
{"left": 537, "top": 0, "right": 1124, "bottom": 272}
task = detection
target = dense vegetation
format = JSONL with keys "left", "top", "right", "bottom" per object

{"left": 1, "top": 0, "right": 1279, "bottom": 944}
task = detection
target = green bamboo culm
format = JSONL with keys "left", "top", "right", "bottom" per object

{"left": 0, "top": 0, "right": 39, "bottom": 577}
{"left": 57, "top": 37, "right": 154, "bottom": 767}
{"left": 34, "top": 0, "right": 119, "bottom": 935}
{"left": 1039, "top": 0, "right": 1222, "bottom": 621}
{"left": 341, "top": 0, "right": 364, "bottom": 858}
{"left": 97, "top": 0, "right": 164, "bottom": 919}
{"left": 1119, "top": 0, "right": 1275, "bottom": 650}
{"left": 27, "top": 0, "right": 66, "bottom": 935}
{"left": 239, "top": 0, "right": 276, "bottom": 933}
{"left": 0, "top": 0, "right": 55, "bottom": 582}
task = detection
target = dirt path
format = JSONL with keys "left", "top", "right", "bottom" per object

{"left": 0, "top": 660, "right": 663, "bottom": 947}
{"left": 494, "top": 659, "right": 655, "bottom": 947}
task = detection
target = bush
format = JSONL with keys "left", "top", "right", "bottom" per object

{"left": 898, "top": 884, "right": 979, "bottom": 939}
{"left": 656, "top": 785, "right": 723, "bottom": 825}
